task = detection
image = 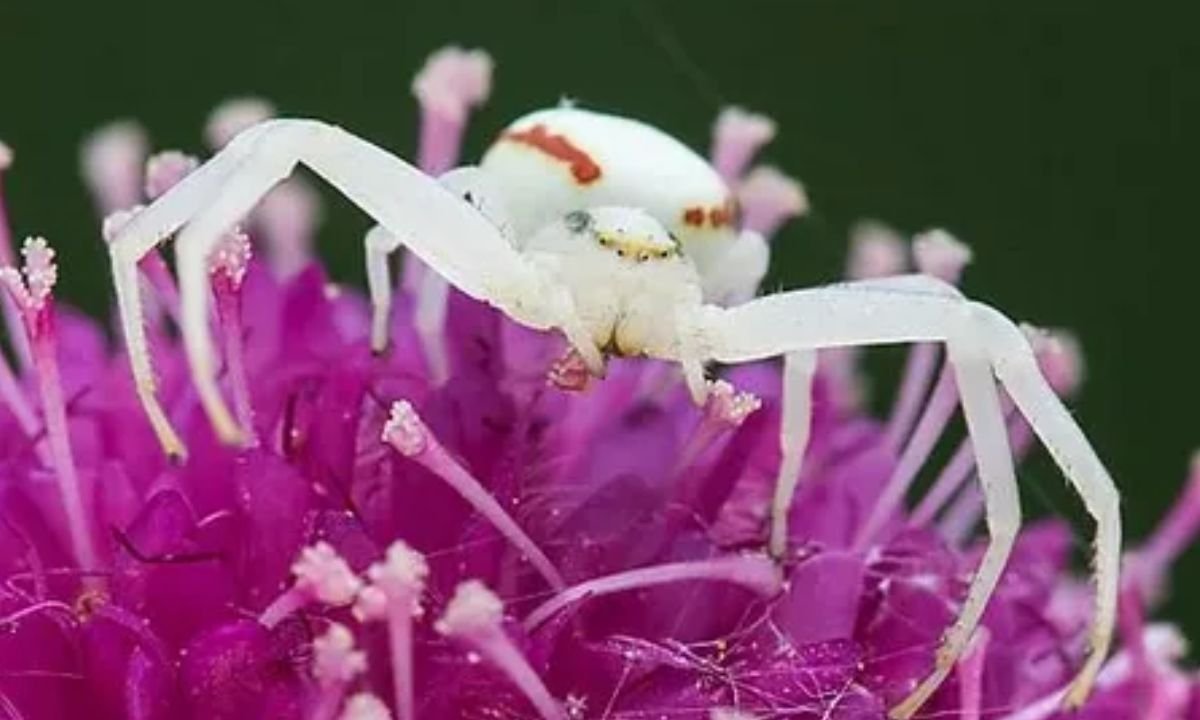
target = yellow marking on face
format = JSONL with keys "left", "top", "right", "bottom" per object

{"left": 595, "top": 232, "right": 679, "bottom": 262}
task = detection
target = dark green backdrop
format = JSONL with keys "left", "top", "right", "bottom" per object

{"left": 2, "top": 2, "right": 1198, "bottom": 633}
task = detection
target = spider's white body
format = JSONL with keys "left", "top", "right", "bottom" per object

{"left": 474, "top": 108, "right": 741, "bottom": 361}
{"left": 107, "top": 106, "right": 1120, "bottom": 719}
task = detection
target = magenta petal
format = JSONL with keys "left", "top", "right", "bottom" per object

{"left": 125, "top": 647, "right": 173, "bottom": 720}
{"left": 775, "top": 549, "right": 866, "bottom": 644}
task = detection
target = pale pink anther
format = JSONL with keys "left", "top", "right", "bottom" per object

{"left": 0, "top": 237, "right": 57, "bottom": 313}
{"left": 547, "top": 348, "right": 592, "bottom": 392}
{"left": 1022, "top": 325, "right": 1084, "bottom": 397}
{"left": 710, "top": 106, "right": 777, "bottom": 183}
{"left": 736, "top": 166, "right": 810, "bottom": 240}
{"left": 674, "top": 380, "right": 761, "bottom": 492}
{"left": 412, "top": 47, "right": 494, "bottom": 125}
{"left": 381, "top": 401, "right": 429, "bottom": 456}
{"left": 257, "top": 179, "right": 321, "bottom": 278}
{"left": 209, "top": 228, "right": 255, "bottom": 438}
{"left": 313, "top": 623, "right": 367, "bottom": 686}
{"left": 437, "top": 580, "right": 566, "bottom": 720}
{"left": 0, "top": 141, "right": 11, "bottom": 171}
{"left": 339, "top": 693, "right": 393, "bottom": 720}
{"left": 703, "top": 379, "right": 762, "bottom": 427}
{"left": 144, "top": 150, "right": 199, "bottom": 200}
{"left": 524, "top": 553, "right": 783, "bottom": 631}
{"left": 0, "top": 237, "right": 96, "bottom": 570}
{"left": 209, "top": 228, "right": 252, "bottom": 288}
{"left": 411, "top": 46, "right": 493, "bottom": 177}
{"left": 294, "top": 542, "right": 363, "bottom": 604}
{"left": 81, "top": 120, "right": 148, "bottom": 214}
{"left": 205, "top": 97, "right": 275, "bottom": 149}
{"left": 382, "top": 401, "right": 565, "bottom": 590}
{"left": 912, "top": 228, "right": 973, "bottom": 284}
{"left": 354, "top": 541, "right": 428, "bottom": 720}
{"left": 311, "top": 623, "right": 368, "bottom": 720}
{"left": 357, "top": 541, "right": 429, "bottom": 619}
{"left": 846, "top": 221, "right": 907, "bottom": 280}
{"left": 260, "top": 542, "right": 363, "bottom": 627}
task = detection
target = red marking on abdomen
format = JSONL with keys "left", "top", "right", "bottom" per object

{"left": 711, "top": 199, "right": 738, "bottom": 228}
{"left": 502, "top": 124, "right": 602, "bottom": 185}
{"left": 683, "top": 199, "right": 736, "bottom": 229}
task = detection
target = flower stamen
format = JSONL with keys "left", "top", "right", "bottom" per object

{"left": 210, "top": 228, "right": 256, "bottom": 442}
{"left": 257, "top": 179, "right": 321, "bottom": 278}
{"left": 710, "top": 107, "right": 776, "bottom": 183}
{"left": 383, "top": 401, "right": 565, "bottom": 590}
{"left": 675, "top": 379, "right": 761, "bottom": 475}
{"left": 144, "top": 150, "right": 199, "bottom": 200}
{"left": 205, "top": 97, "right": 275, "bottom": 150}
{"left": 546, "top": 347, "right": 592, "bottom": 392}
{"left": 735, "top": 166, "right": 809, "bottom": 240}
{"left": 81, "top": 121, "right": 148, "bottom": 215}
{"left": 411, "top": 46, "right": 493, "bottom": 176}
{"left": 406, "top": 47, "right": 494, "bottom": 374}
{"left": 523, "top": 553, "right": 782, "bottom": 631}
{"left": 0, "top": 238, "right": 97, "bottom": 570}
{"left": 437, "top": 580, "right": 566, "bottom": 720}
{"left": 312, "top": 623, "right": 368, "bottom": 720}
{"left": 260, "top": 542, "right": 362, "bottom": 628}
{"left": 354, "top": 541, "right": 428, "bottom": 720}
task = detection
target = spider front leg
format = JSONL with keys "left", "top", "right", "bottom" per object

{"left": 110, "top": 119, "right": 550, "bottom": 456}
{"left": 694, "top": 275, "right": 1119, "bottom": 718}
{"left": 109, "top": 121, "right": 281, "bottom": 458}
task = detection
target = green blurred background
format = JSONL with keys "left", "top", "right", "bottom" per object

{"left": 1, "top": 2, "right": 1197, "bottom": 632}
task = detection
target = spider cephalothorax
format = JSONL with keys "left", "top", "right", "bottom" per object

{"left": 107, "top": 97, "right": 1120, "bottom": 719}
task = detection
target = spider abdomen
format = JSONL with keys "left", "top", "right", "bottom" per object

{"left": 480, "top": 107, "right": 738, "bottom": 277}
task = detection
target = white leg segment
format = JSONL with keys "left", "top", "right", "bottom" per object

{"left": 699, "top": 274, "right": 1118, "bottom": 716}
{"left": 890, "top": 339, "right": 1020, "bottom": 718}
{"left": 108, "top": 119, "right": 549, "bottom": 452}
{"left": 769, "top": 350, "right": 817, "bottom": 557}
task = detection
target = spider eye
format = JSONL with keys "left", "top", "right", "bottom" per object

{"left": 564, "top": 210, "right": 593, "bottom": 234}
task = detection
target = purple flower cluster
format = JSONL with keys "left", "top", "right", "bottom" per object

{"left": 0, "top": 48, "right": 1196, "bottom": 720}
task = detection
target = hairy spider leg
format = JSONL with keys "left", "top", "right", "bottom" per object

{"left": 698, "top": 274, "right": 1118, "bottom": 718}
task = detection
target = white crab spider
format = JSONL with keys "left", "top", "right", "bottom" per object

{"left": 107, "top": 106, "right": 1119, "bottom": 718}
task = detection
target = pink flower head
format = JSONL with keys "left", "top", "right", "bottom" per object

{"left": 0, "top": 46, "right": 1193, "bottom": 720}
